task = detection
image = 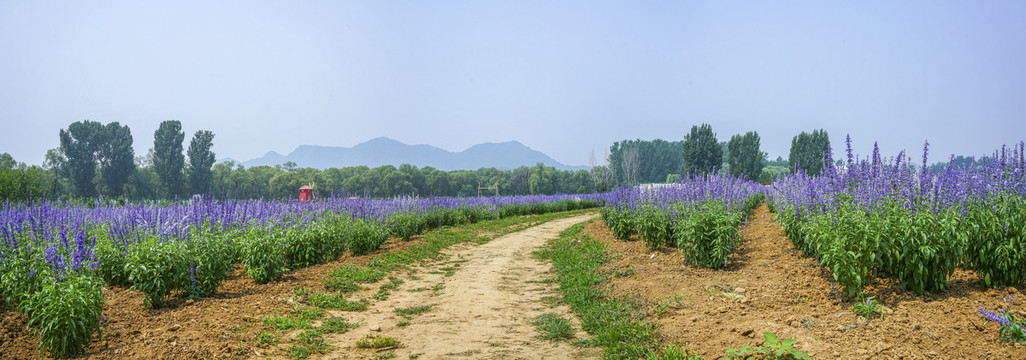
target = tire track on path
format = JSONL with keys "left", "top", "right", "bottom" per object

{"left": 326, "top": 213, "right": 600, "bottom": 359}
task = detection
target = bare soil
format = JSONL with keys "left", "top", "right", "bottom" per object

{"left": 0, "top": 213, "right": 599, "bottom": 360}
{"left": 325, "top": 213, "right": 600, "bottom": 359}
{"left": 589, "top": 202, "right": 1026, "bottom": 359}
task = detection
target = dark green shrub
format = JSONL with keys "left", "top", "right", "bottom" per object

{"left": 22, "top": 274, "right": 104, "bottom": 358}
{"left": 125, "top": 238, "right": 188, "bottom": 308}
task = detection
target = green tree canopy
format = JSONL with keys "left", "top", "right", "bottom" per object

{"left": 727, "top": 131, "right": 766, "bottom": 182}
{"left": 788, "top": 129, "right": 831, "bottom": 176}
{"left": 187, "top": 130, "right": 216, "bottom": 194}
{"left": 153, "top": 120, "right": 185, "bottom": 198}
{"left": 59, "top": 120, "right": 105, "bottom": 198}
{"left": 682, "top": 123, "right": 722, "bottom": 176}
{"left": 98, "top": 122, "right": 135, "bottom": 197}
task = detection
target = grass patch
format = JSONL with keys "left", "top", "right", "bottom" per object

{"left": 394, "top": 304, "right": 435, "bottom": 317}
{"left": 256, "top": 331, "right": 278, "bottom": 348}
{"left": 302, "top": 290, "right": 369, "bottom": 311}
{"left": 288, "top": 330, "right": 333, "bottom": 359}
{"left": 324, "top": 264, "right": 386, "bottom": 292}
{"left": 531, "top": 313, "right": 575, "bottom": 340}
{"left": 397, "top": 320, "right": 411, "bottom": 327}
{"left": 355, "top": 334, "right": 401, "bottom": 349}
{"left": 540, "top": 295, "right": 561, "bottom": 308}
{"left": 534, "top": 220, "right": 699, "bottom": 358}
{"left": 380, "top": 276, "right": 404, "bottom": 290}
{"left": 373, "top": 289, "right": 391, "bottom": 300}
{"left": 320, "top": 317, "right": 360, "bottom": 334}
{"left": 263, "top": 306, "right": 323, "bottom": 331}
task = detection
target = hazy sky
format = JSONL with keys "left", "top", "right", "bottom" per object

{"left": 2, "top": 1, "right": 1025, "bottom": 167}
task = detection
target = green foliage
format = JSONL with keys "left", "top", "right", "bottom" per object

{"left": 788, "top": 129, "right": 830, "bottom": 176}
{"left": 602, "top": 205, "right": 635, "bottom": 241}
{"left": 675, "top": 200, "right": 741, "bottom": 269}
{"left": 306, "top": 291, "right": 369, "bottom": 311}
{"left": 536, "top": 221, "right": 696, "bottom": 358}
{"left": 319, "top": 317, "right": 360, "bottom": 333}
{"left": 97, "top": 122, "right": 136, "bottom": 197}
{"left": 964, "top": 195, "right": 1026, "bottom": 288}
{"left": 59, "top": 120, "right": 105, "bottom": 198}
{"left": 355, "top": 335, "right": 400, "bottom": 349}
{"left": 646, "top": 345, "right": 703, "bottom": 360}
{"left": 682, "top": 123, "right": 723, "bottom": 176}
{"left": 125, "top": 238, "right": 189, "bottom": 308}
{"left": 184, "top": 234, "right": 234, "bottom": 300}
{"left": 324, "top": 264, "right": 385, "bottom": 292}
{"left": 288, "top": 329, "right": 333, "bottom": 359}
{"left": 0, "top": 161, "right": 53, "bottom": 203}
{"left": 153, "top": 120, "right": 185, "bottom": 198}
{"left": 187, "top": 130, "right": 216, "bottom": 194}
{"left": 609, "top": 139, "right": 685, "bottom": 185}
{"left": 348, "top": 219, "right": 389, "bottom": 255}
{"left": 394, "top": 304, "right": 434, "bottom": 317}
{"left": 240, "top": 229, "right": 288, "bottom": 284}
{"left": 637, "top": 205, "right": 673, "bottom": 249}
{"left": 388, "top": 212, "right": 425, "bottom": 240}
{"left": 783, "top": 196, "right": 964, "bottom": 296}
{"left": 853, "top": 295, "right": 885, "bottom": 321}
{"left": 531, "top": 313, "right": 575, "bottom": 340}
{"left": 94, "top": 236, "right": 130, "bottom": 286}
{"left": 722, "top": 332, "right": 810, "bottom": 360}
{"left": 21, "top": 274, "right": 105, "bottom": 358}
{"left": 727, "top": 131, "right": 766, "bottom": 182}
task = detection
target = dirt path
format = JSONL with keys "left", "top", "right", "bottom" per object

{"left": 325, "top": 213, "right": 600, "bottom": 359}
{"left": 592, "top": 202, "right": 1026, "bottom": 359}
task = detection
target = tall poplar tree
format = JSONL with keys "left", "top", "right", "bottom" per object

{"left": 153, "top": 120, "right": 185, "bottom": 198}
{"left": 187, "top": 130, "right": 216, "bottom": 194}
{"left": 788, "top": 129, "right": 831, "bottom": 176}
{"left": 682, "top": 123, "right": 722, "bottom": 176}
{"left": 727, "top": 131, "right": 766, "bottom": 182}
{"left": 98, "top": 122, "right": 135, "bottom": 197}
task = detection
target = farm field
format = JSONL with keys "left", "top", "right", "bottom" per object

{"left": 0, "top": 194, "right": 602, "bottom": 359}
{"left": 588, "top": 204, "right": 1026, "bottom": 358}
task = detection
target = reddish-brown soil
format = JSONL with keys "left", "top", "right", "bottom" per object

{"left": 0, "top": 234, "right": 429, "bottom": 360}
{"left": 588, "top": 203, "right": 1026, "bottom": 359}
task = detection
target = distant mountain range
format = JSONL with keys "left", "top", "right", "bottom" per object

{"left": 237, "top": 137, "right": 587, "bottom": 171}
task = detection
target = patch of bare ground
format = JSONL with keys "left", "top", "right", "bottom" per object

{"left": 325, "top": 213, "right": 600, "bottom": 359}
{"left": 590, "top": 202, "right": 1026, "bottom": 359}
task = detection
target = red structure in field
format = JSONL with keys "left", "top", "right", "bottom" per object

{"left": 299, "top": 185, "right": 313, "bottom": 203}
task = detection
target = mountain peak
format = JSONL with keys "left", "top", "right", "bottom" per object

{"left": 241, "top": 138, "right": 585, "bottom": 171}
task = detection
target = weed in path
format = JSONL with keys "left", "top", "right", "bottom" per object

{"left": 531, "top": 313, "right": 575, "bottom": 340}
{"left": 395, "top": 304, "right": 435, "bottom": 317}
{"left": 320, "top": 317, "right": 360, "bottom": 334}
{"left": 356, "top": 335, "right": 401, "bottom": 349}
{"left": 288, "top": 329, "right": 334, "bottom": 359}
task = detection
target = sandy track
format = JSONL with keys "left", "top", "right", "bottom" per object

{"left": 326, "top": 214, "right": 600, "bottom": 359}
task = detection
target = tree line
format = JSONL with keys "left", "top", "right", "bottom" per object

{"left": 605, "top": 124, "right": 833, "bottom": 185}
{"left": 0, "top": 120, "right": 596, "bottom": 203}
{"left": 2, "top": 119, "right": 839, "bottom": 203}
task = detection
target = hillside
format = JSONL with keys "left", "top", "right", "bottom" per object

{"left": 240, "top": 137, "right": 587, "bottom": 171}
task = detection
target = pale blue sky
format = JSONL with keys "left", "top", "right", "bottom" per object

{"left": 2, "top": 1, "right": 1025, "bottom": 167}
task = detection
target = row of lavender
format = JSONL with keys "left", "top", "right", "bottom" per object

{"left": 769, "top": 137, "right": 1026, "bottom": 297}
{"left": 601, "top": 175, "right": 766, "bottom": 269}
{"left": 0, "top": 193, "right": 602, "bottom": 357}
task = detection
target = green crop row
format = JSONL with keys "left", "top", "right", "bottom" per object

{"left": 602, "top": 193, "right": 763, "bottom": 269}
{"left": 775, "top": 194, "right": 1026, "bottom": 296}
